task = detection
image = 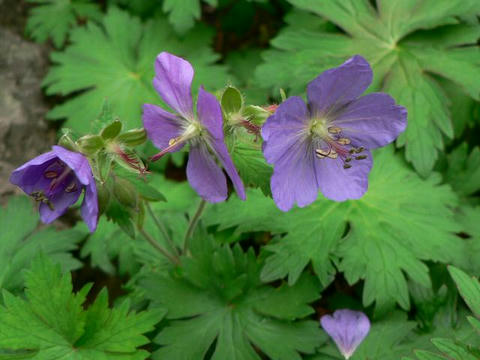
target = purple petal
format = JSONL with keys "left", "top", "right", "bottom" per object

{"left": 315, "top": 150, "right": 372, "bottom": 202}
{"left": 332, "top": 93, "right": 407, "bottom": 149}
{"left": 10, "top": 151, "right": 58, "bottom": 194}
{"left": 153, "top": 52, "right": 194, "bottom": 119}
{"left": 320, "top": 309, "right": 370, "bottom": 359}
{"left": 197, "top": 87, "right": 246, "bottom": 200}
{"left": 307, "top": 55, "right": 372, "bottom": 116}
{"left": 186, "top": 143, "right": 227, "bottom": 203}
{"left": 39, "top": 182, "right": 82, "bottom": 224}
{"left": 52, "top": 146, "right": 93, "bottom": 186}
{"left": 262, "top": 96, "right": 309, "bottom": 164}
{"left": 143, "top": 104, "right": 184, "bottom": 152}
{"left": 270, "top": 139, "right": 319, "bottom": 211}
{"left": 81, "top": 180, "right": 99, "bottom": 232}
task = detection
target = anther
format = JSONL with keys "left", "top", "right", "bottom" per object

{"left": 345, "top": 157, "right": 352, "bottom": 162}
{"left": 315, "top": 149, "right": 329, "bottom": 158}
{"left": 349, "top": 149, "right": 356, "bottom": 154}
{"left": 355, "top": 147, "right": 365, "bottom": 153}
{"left": 168, "top": 138, "right": 178, "bottom": 146}
{"left": 337, "top": 138, "right": 351, "bottom": 145}
{"left": 44, "top": 171, "right": 58, "bottom": 179}
{"left": 65, "top": 182, "right": 78, "bottom": 193}
{"left": 355, "top": 155, "right": 367, "bottom": 160}
{"left": 327, "top": 150, "right": 338, "bottom": 159}
{"left": 328, "top": 126, "right": 342, "bottom": 134}
{"left": 343, "top": 163, "right": 352, "bottom": 169}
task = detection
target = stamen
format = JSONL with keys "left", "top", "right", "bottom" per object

{"left": 44, "top": 171, "right": 58, "bottom": 179}
{"left": 355, "top": 155, "right": 367, "bottom": 160}
{"left": 337, "top": 138, "right": 351, "bottom": 145}
{"left": 327, "top": 150, "right": 338, "bottom": 159}
{"left": 168, "top": 137, "right": 180, "bottom": 146}
{"left": 345, "top": 157, "right": 352, "bottom": 162}
{"left": 30, "top": 191, "right": 55, "bottom": 211}
{"left": 355, "top": 147, "right": 365, "bottom": 154}
{"left": 65, "top": 182, "right": 78, "bottom": 193}
{"left": 328, "top": 126, "right": 342, "bottom": 134}
{"left": 343, "top": 163, "right": 352, "bottom": 169}
{"left": 349, "top": 149, "right": 356, "bottom": 154}
{"left": 315, "top": 149, "right": 329, "bottom": 158}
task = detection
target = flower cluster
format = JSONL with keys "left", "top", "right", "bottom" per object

{"left": 10, "top": 53, "right": 406, "bottom": 229}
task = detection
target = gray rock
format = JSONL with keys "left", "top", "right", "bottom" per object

{"left": 0, "top": 27, "right": 54, "bottom": 200}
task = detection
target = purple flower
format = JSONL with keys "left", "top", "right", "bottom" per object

{"left": 143, "top": 52, "right": 245, "bottom": 203}
{"left": 10, "top": 145, "right": 98, "bottom": 232}
{"left": 320, "top": 309, "right": 370, "bottom": 359}
{"left": 262, "top": 55, "right": 407, "bottom": 211}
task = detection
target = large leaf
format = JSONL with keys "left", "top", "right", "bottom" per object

{"left": 141, "top": 233, "right": 323, "bottom": 360}
{"left": 256, "top": 0, "right": 480, "bottom": 176}
{"left": 0, "top": 256, "right": 163, "bottom": 359}
{"left": 26, "top": 0, "right": 102, "bottom": 48}
{"left": 0, "top": 196, "right": 84, "bottom": 292}
{"left": 205, "top": 147, "right": 467, "bottom": 313}
{"left": 44, "top": 7, "right": 230, "bottom": 134}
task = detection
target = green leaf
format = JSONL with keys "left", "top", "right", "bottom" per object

{"left": 0, "top": 196, "right": 84, "bottom": 292}
{"left": 163, "top": 0, "right": 217, "bottom": 34}
{"left": 0, "top": 256, "right": 162, "bottom": 359}
{"left": 449, "top": 266, "right": 480, "bottom": 317}
{"left": 26, "top": 0, "right": 102, "bottom": 48}
{"left": 445, "top": 144, "right": 480, "bottom": 198}
{"left": 44, "top": 7, "right": 230, "bottom": 134}
{"left": 256, "top": 0, "right": 480, "bottom": 175}
{"left": 206, "top": 147, "right": 466, "bottom": 313}
{"left": 141, "top": 234, "right": 323, "bottom": 360}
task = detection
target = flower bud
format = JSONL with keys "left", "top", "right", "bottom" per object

{"left": 117, "top": 128, "right": 147, "bottom": 147}
{"left": 243, "top": 105, "right": 271, "bottom": 125}
{"left": 101, "top": 120, "right": 123, "bottom": 140}
{"left": 77, "top": 135, "right": 104, "bottom": 155}
{"left": 113, "top": 177, "right": 138, "bottom": 208}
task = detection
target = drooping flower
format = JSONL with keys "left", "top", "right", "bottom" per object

{"left": 262, "top": 55, "right": 407, "bottom": 211}
{"left": 10, "top": 145, "right": 98, "bottom": 232}
{"left": 320, "top": 309, "right": 370, "bottom": 359}
{"left": 143, "top": 52, "right": 245, "bottom": 203}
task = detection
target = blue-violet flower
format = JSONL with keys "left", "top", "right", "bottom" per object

{"left": 262, "top": 55, "right": 407, "bottom": 211}
{"left": 10, "top": 145, "right": 98, "bottom": 232}
{"left": 321, "top": 309, "right": 371, "bottom": 359}
{"left": 143, "top": 52, "right": 245, "bottom": 203}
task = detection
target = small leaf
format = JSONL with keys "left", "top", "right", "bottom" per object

{"left": 448, "top": 266, "right": 480, "bottom": 316}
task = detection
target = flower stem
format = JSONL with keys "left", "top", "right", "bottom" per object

{"left": 139, "top": 228, "right": 178, "bottom": 264}
{"left": 183, "top": 199, "right": 207, "bottom": 254}
{"left": 145, "top": 202, "right": 179, "bottom": 257}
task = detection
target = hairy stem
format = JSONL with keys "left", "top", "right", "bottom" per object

{"left": 183, "top": 199, "right": 207, "bottom": 254}
{"left": 139, "top": 228, "right": 178, "bottom": 264}
{"left": 145, "top": 202, "right": 179, "bottom": 257}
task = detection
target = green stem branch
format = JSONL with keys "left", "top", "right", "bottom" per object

{"left": 139, "top": 228, "right": 178, "bottom": 264}
{"left": 183, "top": 199, "right": 207, "bottom": 254}
{"left": 145, "top": 202, "right": 179, "bottom": 257}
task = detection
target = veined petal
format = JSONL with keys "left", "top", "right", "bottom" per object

{"left": 307, "top": 55, "right": 372, "bottom": 116}
{"left": 315, "top": 150, "right": 372, "bottom": 201}
{"left": 153, "top": 52, "right": 194, "bottom": 119}
{"left": 270, "top": 140, "right": 319, "bottom": 211}
{"left": 186, "top": 143, "right": 227, "bottom": 203}
{"left": 81, "top": 180, "right": 99, "bottom": 232}
{"left": 143, "top": 104, "right": 184, "bottom": 151}
{"left": 332, "top": 93, "right": 407, "bottom": 149}
{"left": 52, "top": 146, "right": 92, "bottom": 186}
{"left": 197, "top": 87, "right": 246, "bottom": 200}
{"left": 10, "top": 151, "right": 58, "bottom": 194}
{"left": 39, "top": 182, "right": 82, "bottom": 224}
{"left": 262, "top": 96, "right": 309, "bottom": 164}
{"left": 320, "top": 309, "right": 370, "bottom": 359}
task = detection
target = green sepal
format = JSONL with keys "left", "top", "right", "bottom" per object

{"left": 221, "top": 85, "right": 244, "bottom": 115}
{"left": 243, "top": 105, "right": 271, "bottom": 125}
{"left": 57, "top": 131, "right": 78, "bottom": 152}
{"left": 117, "top": 128, "right": 147, "bottom": 147}
{"left": 100, "top": 120, "right": 123, "bottom": 140}
{"left": 77, "top": 134, "right": 104, "bottom": 155}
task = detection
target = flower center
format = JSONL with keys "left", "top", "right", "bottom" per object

{"left": 151, "top": 121, "right": 203, "bottom": 162}
{"left": 309, "top": 118, "right": 367, "bottom": 169}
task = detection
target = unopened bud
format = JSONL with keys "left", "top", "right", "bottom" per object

{"left": 58, "top": 133, "right": 77, "bottom": 151}
{"left": 117, "top": 128, "right": 147, "bottom": 147}
{"left": 77, "top": 135, "right": 104, "bottom": 155}
{"left": 113, "top": 177, "right": 138, "bottom": 208}
{"left": 101, "top": 120, "right": 122, "bottom": 140}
